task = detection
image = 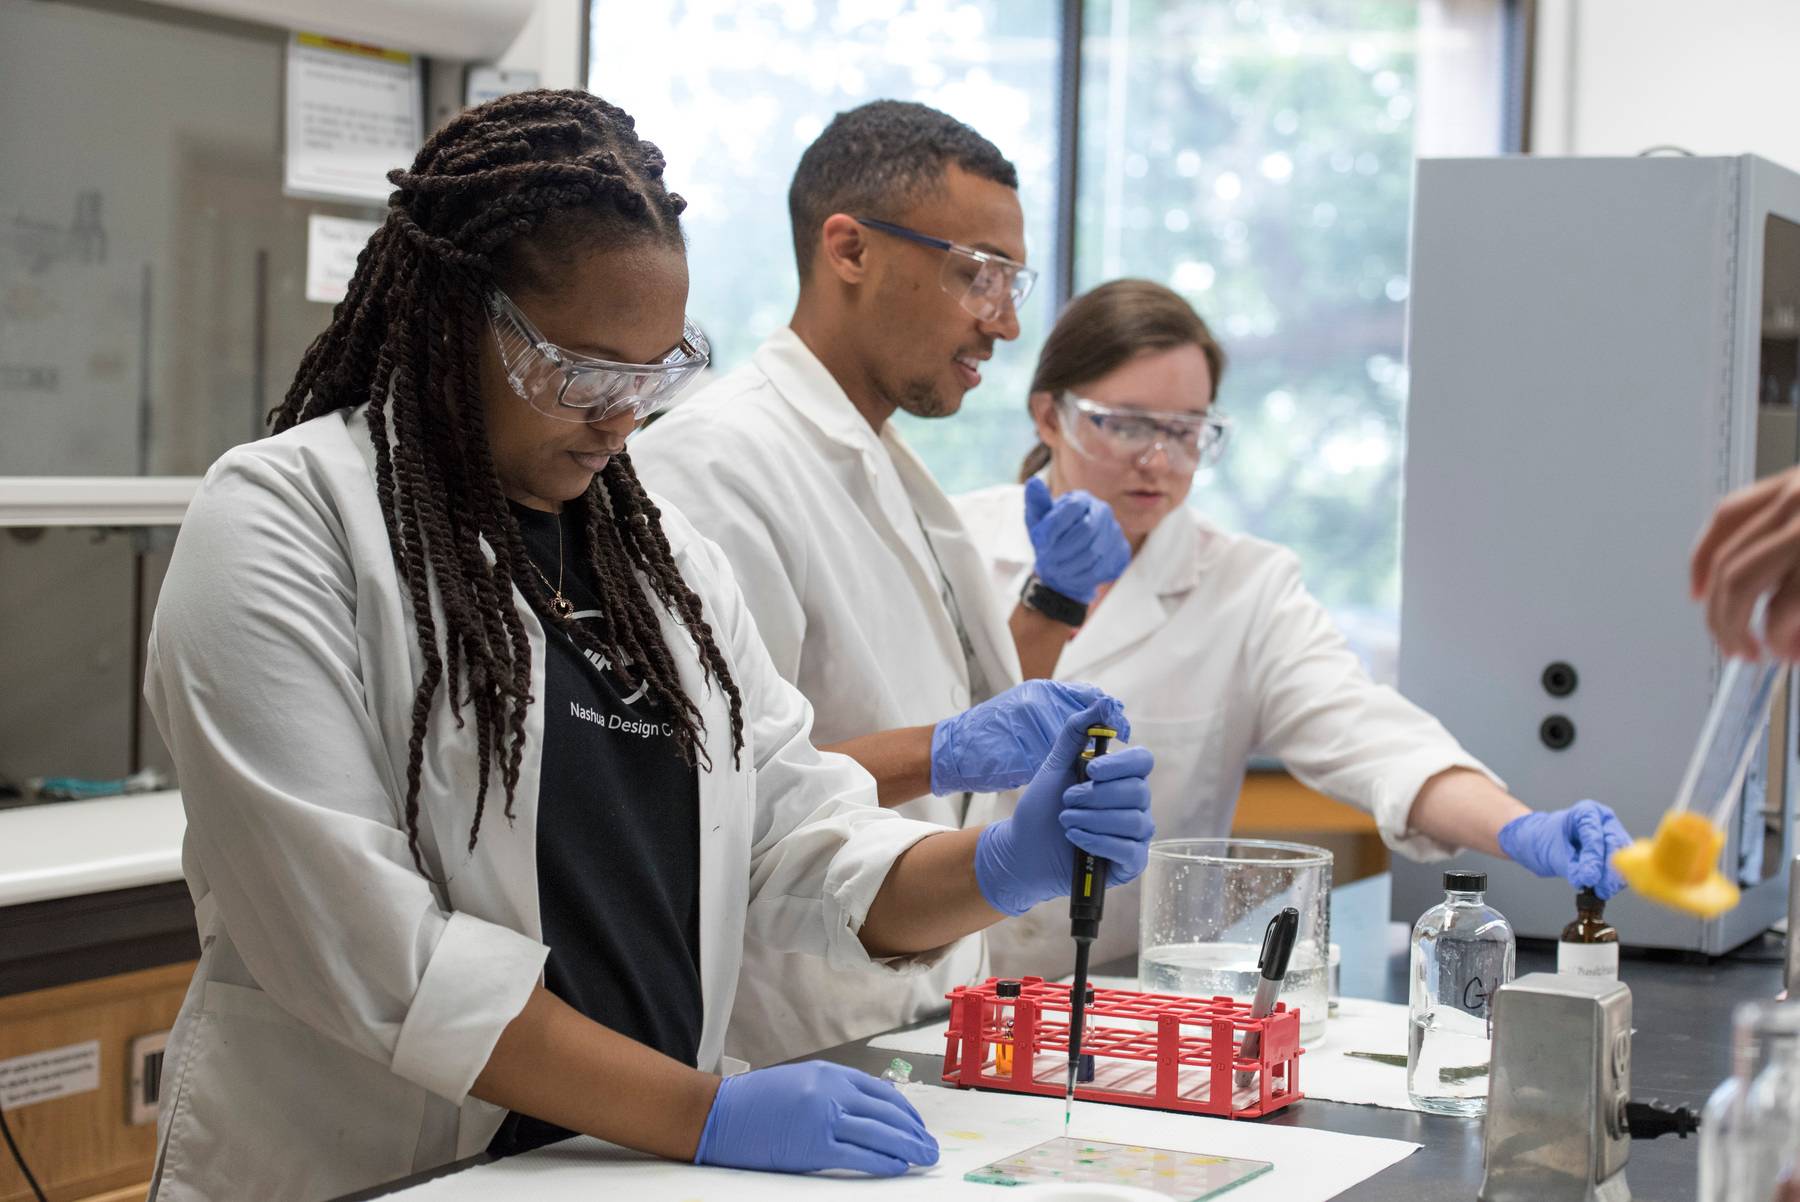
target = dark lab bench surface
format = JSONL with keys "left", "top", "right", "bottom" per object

{"left": 338, "top": 875, "right": 1781, "bottom": 1201}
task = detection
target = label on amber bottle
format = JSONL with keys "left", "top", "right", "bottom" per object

{"left": 1557, "top": 940, "right": 1619, "bottom": 979}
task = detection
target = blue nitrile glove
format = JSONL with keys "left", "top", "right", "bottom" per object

{"left": 1024, "top": 475, "right": 1132, "bottom": 604}
{"left": 694, "top": 1061, "right": 939, "bottom": 1177}
{"left": 973, "top": 701, "right": 1156, "bottom": 916}
{"left": 931, "top": 680, "right": 1131, "bottom": 795}
{"left": 1498, "top": 800, "right": 1633, "bottom": 899}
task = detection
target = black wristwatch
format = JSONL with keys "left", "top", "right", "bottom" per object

{"left": 1019, "top": 573, "right": 1089, "bottom": 627}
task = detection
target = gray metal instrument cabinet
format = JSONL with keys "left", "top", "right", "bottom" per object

{"left": 1392, "top": 154, "right": 1800, "bottom": 953}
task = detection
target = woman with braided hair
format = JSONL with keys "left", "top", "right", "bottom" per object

{"left": 141, "top": 90, "right": 1153, "bottom": 1199}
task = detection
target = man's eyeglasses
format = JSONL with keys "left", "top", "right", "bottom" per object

{"left": 853, "top": 216, "right": 1037, "bottom": 323}
{"left": 1056, "top": 393, "right": 1231, "bottom": 473}
{"left": 487, "top": 287, "right": 709, "bottom": 425}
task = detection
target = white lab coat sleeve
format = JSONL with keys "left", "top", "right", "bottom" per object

{"left": 633, "top": 425, "right": 810, "bottom": 681}
{"left": 1245, "top": 549, "right": 1503, "bottom": 862}
{"left": 681, "top": 526, "right": 956, "bottom": 974}
{"left": 144, "top": 451, "right": 546, "bottom": 1104}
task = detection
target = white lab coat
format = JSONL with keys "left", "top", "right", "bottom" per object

{"left": 954, "top": 483, "right": 1500, "bottom": 977}
{"left": 141, "top": 406, "right": 950, "bottom": 1202}
{"left": 631, "top": 327, "right": 1021, "bottom": 1066}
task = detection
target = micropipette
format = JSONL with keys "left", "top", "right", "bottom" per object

{"left": 1064, "top": 724, "right": 1114, "bottom": 1136}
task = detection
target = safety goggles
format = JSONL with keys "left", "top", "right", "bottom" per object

{"left": 854, "top": 216, "right": 1037, "bottom": 323}
{"left": 1057, "top": 393, "right": 1231, "bottom": 472}
{"left": 486, "top": 287, "right": 709, "bottom": 424}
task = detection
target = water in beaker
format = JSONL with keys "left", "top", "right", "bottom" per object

{"left": 1139, "top": 838, "right": 1333, "bottom": 1043}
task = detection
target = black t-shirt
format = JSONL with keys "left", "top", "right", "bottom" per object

{"left": 487, "top": 502, "right": 703, "bottom": 1158}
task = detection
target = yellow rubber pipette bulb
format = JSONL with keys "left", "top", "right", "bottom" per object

{"left": 1611, "top": 810, "right": 1741, "bottom": 918}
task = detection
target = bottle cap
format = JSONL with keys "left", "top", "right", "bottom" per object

{"left": 1576, "top": 887, "right": 1604, "bottom": 911}
{"left": 995, "top": 979, "right": 1022, "bottom": 998}
{"left": 1444, "top": 870, "right": 1487, "bottom": 892}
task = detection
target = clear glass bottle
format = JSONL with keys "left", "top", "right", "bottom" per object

{"left": 1700, "top": 999, "right": 1800, "bottom": 1201}
{"left": 1407, "top": 870, "right": 1515, "bottom": 1116}
{"left": 1557, "top": 887, "right": 1619, "bottom": 980}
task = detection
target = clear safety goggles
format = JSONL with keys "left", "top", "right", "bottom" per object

{"left": 854, "top": 216, "right": 1037, "bottom": 323}
{"left": 1057, "top": 393, "right": 1231, "bottom": 472}
{"left": 487, "top": 287, "right": 709, "bottom": 424}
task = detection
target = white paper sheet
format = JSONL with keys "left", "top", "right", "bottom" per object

{"left": 870, "top": 986, "right": 1424, "bottom": 1113}
{"left": 305, "top": 215, "right": 381, "bottom": 304}
{"left": 1303, "top": 997, "right": 1418, "bottom": 1112}
{"left": 387, "top": 1080, "right": 1419, "bottom": 1201}
{"left": 284, "top": 34, "right": 422, "bottom": 204}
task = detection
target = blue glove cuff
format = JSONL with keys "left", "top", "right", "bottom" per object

{"left": 693, "top": 1074, "right": 735, "bottom": 1165}
{"left": 1496, "top": 812, "right": 1533, "bottom": 863}
{"left": 929, "top": 719, "right": 955, "bottom": 797}
{"left": 1032, "top": 566, "right": 1098, "bottom": 607}
{"left": 974, "top": 822, "right": 1034, "bottom": 917}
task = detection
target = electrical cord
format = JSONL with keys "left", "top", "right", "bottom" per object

{"left": 1626, "top": 1098, "right": 1701, "bottom": 1140}
{"left": 0, "top": 1102, "right": 49, "bottom": 1202}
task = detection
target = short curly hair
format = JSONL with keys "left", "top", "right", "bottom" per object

{"left": 787, "top": 99, "right": 1018, "bottom": 279}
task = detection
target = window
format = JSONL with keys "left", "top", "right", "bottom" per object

{"left": 589, "top": 0, "right": 1060, "bottom": 494}
{"left": 1083, "top": 0, "right": 1415, "bottom": 677}
{"left": 589, "top": 0, "right": 1510, "bottom": 675}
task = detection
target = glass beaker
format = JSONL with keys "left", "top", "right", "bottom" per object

{"left": 1138, "top": 838, "right": 1333, "bottom": 1044}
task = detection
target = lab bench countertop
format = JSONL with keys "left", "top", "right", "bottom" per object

{"left": 0, "top": 789, "right": 185, "bottom": 907}
{"left": 338, "top": 874, "right": 1783, "bottom": 1202}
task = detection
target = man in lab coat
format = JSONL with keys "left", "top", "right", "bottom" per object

{"left": 631, "top": 100, "right": 1065, "bottom": 1065}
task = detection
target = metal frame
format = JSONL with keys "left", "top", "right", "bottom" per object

{"left": 579, "top": 0, "right": 593, "bottom": 92}
{"left": 1501, "top": 0, "right": 1538, "bottom": 153}
{"left": 1051, "top": 0, "right": 1084, "bottom": 314}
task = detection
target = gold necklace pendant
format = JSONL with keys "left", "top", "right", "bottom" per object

{"left": 523, "top": 509, "right": 575, "bottom": 620}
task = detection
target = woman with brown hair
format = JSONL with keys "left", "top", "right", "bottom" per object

{"left": 140, "top": 91, "right": 1153, "bottom": 1200}
{"left": 956, "top": 278, "right": 1630, "bottom": 979}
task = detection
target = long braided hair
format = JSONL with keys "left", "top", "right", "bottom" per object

{"left": 273, "top": 90, "right": 744, "bottom": 872}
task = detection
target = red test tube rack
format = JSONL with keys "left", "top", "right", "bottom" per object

{"left": 941, "top": 976, "right": 1303, "bottom": 1120}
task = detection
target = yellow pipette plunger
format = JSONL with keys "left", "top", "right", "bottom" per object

{"left": 1612, "top": 810, "right": 1739, "bottom": 918}
{"left": 1612, "top": 655, "right": 1780, "bottom": 918}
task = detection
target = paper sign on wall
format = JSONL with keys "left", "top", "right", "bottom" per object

{"left": 0, "top": 1040, "right": 100, "bottom": 1109}
{"left": 306, "top": 214, "right": 383, "bottom": 305}
{"left": 284, "top": 33, "right": 422, "bottom": 205}
{"left": 465, "top": 66, "right": 539, "bottom": 109}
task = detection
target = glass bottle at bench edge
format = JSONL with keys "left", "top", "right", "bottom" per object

{"left": 1700, "top": 998, "right": 1800, "bottom": 1202}
{"left": 1406, "top": 870, "right": 1514, "bottom": 1116}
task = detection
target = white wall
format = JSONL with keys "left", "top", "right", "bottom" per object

{"left": 156, "top": 0, "right": 574, "bottom": 83}
{"left": 1533, "top": 0, "right": 1800, "bottom": 172}
{"left": 497, "top": 0, "right": 584, "bottom": 90}
{"left": 1416, "top": 0, "right": 1507, "bottom": 157}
